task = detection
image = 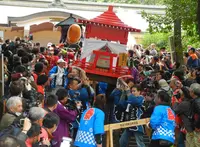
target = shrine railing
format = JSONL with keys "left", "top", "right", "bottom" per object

{"left": 72, "top": 60, "right": 131, "bottom": 78}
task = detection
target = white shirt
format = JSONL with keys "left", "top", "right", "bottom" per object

{"left": 56, "top": 66, "right": 64, "bottom": 86}
{"left": 150, "top": 49, "right": 158, "bottom": 56}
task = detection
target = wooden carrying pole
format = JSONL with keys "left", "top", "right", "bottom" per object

{"left": 104, "top": 118, "right": 150, "bottom": 147}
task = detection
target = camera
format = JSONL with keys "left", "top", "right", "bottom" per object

{"left": 19, "top": 119, "right": 25, "bottom": 128}
{"left": 23, "top": 89, "right": 41, "bottom": 111}
{"left": 140, "top": 77, "right": 157, "bottom": 99}
{"left": 65, "top": 98, "right": 77, "bottom": 110}
{"left": 74, "top": 92, "right": 80, "bottom": 98}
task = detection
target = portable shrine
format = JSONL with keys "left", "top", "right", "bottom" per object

{"left": 73, "top": 6, "right": 141, "bottom": 84}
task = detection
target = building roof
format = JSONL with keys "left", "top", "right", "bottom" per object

{"left": 55, "top": 14, "right": 78, "bottom": 27}
{"left": 0, "top": 5, "right": 148, "bottom": 32}
{"left": 78, "top": 6, "right": 141, "bottom": 32}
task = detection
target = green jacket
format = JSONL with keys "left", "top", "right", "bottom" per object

{"left": 0, "top": 112, "right": 17, "bottom": 131}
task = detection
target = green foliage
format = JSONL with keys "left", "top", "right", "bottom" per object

{"left": 182, "top": 35, "right": 200, "bottom": 50}
{"left": 142, "top": 0, "right": 164, "bottom": 5}
{"left": 95, "top": 0, "right": 165, "bottom": 5}
{"left": 165, "top": 0, "right": 197, "bottom": 36}
{"left": 141, "top": 33, "right": 171, "bottom": 49}
{"left": 96, "top": 0, "right": 139, "bottom": 3}
{"left": 142, "top": 0, "right": 198, "bottom": 36}
{"left": 141, "top": 12, "right": 173, "bottom": 33}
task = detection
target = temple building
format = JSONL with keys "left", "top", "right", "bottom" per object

{"left": 0, "top": 0, "right": 165, "bottom": 45}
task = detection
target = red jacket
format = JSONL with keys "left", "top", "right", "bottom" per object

{"left": 37, "top": 85, "right": 44, "bottom": 95}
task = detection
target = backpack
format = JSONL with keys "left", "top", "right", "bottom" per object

{"left": 0, "top": 122, "right": 21, "bottom": 138}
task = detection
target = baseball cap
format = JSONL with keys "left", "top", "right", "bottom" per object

{"left": 47, "top": 42, "right": 52, "bottom": 47}
{"left": 57, "top": 59, "right": 66, "bottom": 63}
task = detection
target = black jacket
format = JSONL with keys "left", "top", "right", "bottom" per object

{"left": 191, "top": 97, "right": 200, "bottom": 129}
{"left": 173, "top": 98, "right": 194, "bottom": 132}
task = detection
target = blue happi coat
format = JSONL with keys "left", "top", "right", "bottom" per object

{"left": 49, "top": 66, "right": 68, "bottom": 88}
{"left": 74, "top": 108, "right": 105, "bottom": 147}
{"left": 150, "top": 105, "right": 175, "bottom": 144}
{"left": 120, "top": 94, "right": 145, "bottom": 133}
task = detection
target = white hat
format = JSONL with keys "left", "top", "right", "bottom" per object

{"left": 57, "top": 59, "right": 66, "bottom": 63}
{"left": 47, "top": 42, "right": 52, "bottom": 47}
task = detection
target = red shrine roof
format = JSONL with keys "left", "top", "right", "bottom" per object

{"left": 78, "top": 6, "right": 141, "bottom": 32}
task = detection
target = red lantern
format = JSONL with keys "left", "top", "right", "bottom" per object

{"left": 67, "top": 24, "right": 81, "bottom": 44}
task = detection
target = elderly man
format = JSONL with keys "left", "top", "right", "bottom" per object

{"left": 150, "top": 43, "right": 158, "bottom": 56}
{"left": 28, "top": 107, "right": 50, "bottom": 146}
{"left": 0, "top": 96, "right": 23, "bottom": 130}
{"left": 29, "top": 107, "right": 46, "bottom": 127}
{"left": 190, "top": 83, "right": 200, "bottom": 147}
{"left": 49, "top": 58, "right": 68, "bottom": 94}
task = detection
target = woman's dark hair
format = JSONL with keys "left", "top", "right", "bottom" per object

{"left": 5, "top": 39, "right": 10, "bottom": 44}
{"left": 17, "top": 49, "right": 26, "bottom": 57}
{"left": 163, "top": 71, "right": 172, "bottom": 81}
{"left": 153, "top": 56, "right": 159, "bottom": 62}
{"left": 13, "top": 61, "right": 21, "bottom": 69}
{"left": 40, "top": 47, "right": 46, "bottom": 53}
{"left": 184, "top": 52, "right": 189, "bottom": 58}
{"left": 27, "top": 54, "right": 34, "bottom": 62}
{"left": 173, "top": 70, "right": 184, "bottom": 81}
{"left": 43, "top": 112, "right": 59, "bottom": 129}
{"left": 54, "top": 49, "right": 59, "bottom": 56}
{"left": 51, "top": 44, "right": 56, "bottom": 48}
{"left": 145, "top": 49, "right": 150, "bottom": 55}
{"left": 46, "top": 95, "right": 58, "bottom": 107}
{"left": 36, "top": 43, "right": 40, "bottom": 46}
{"left": 10, "top": 80, "right": 23, "bottom": 96}
{"left": 37, "top": 75, "right": 48, "bottom": 85}
{"left": 34, "top": 62, "right": 44, "bottom": 73}
{"left": 141, "top": 55, "right": 145, "bottom": 59}
{"left": 15, "top": 65, "right": 26, "bottom": 73}
{"left": 27, "top": 123, "right": 41, "bottom": 138}
{"left": 21, "top": 56, "right": 29, "bottom": 64}
{"left": 159, "top": 55, "right": 163, "bottom": 60}
{"left": 181, "top": 86, "right": 192, "bottom": 99}
{"left": 190, "top": 48, "right": 196, "bottom": 53}
{"left": 32, "top": 48, "right": 39, "bottom": 55}
{"left": 158, "top": 90, "right": 170, "bottom": 103}
{"left": 128, "top": 50, "right": 134, "bottom": 57}
{"left": 13, "top": 55, "right": 20, "bottom": 62}
{"left": 160, "top": 47, "right": 166, "bottom": 50}
{"left": 56, "top": 88, "right": 68, "bottom": 101}
{"left": 37, "top": 93, "right": 44, "bottom": 104}
{"left": 15, "top": 37, "right": 20, "bottom": 42}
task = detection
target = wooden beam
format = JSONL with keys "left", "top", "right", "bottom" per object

{"left": 109, "top": 129, "right": 113, "bottom": 147}
{"left": 104, "top": 118, "right": 150, "bottom": 147}
{"left": 104, "top": 118, "right": 150, "bottom": 131}
{"left": 86, "top": 73, "right": 117, "bottom": 85}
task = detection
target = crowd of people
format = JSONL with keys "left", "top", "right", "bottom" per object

{"left": 0, "top": 38, "right": 200, "bottom": 147}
